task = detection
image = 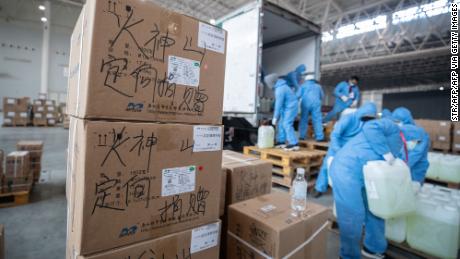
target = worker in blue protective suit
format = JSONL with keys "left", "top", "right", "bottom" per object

{"left": 285, "top": 64, "right": 306, "bottom": 90}
{"left": 392, "top": 107, "right": 415, "bottom": 126}
{"left": 313, "top": 102, "right": 377, "bottom": 198}
{"left": 330, "top": 118, "right": 403, "bottom": 259}
{"left": 272, "top": 78, "right": 299, "bottom": 151}
{"left": 381, "top": 108, "right": 392, "bottom": 119}
{"left": 393, "top": 107, "right": 430, "bottom": 183}
{"left": 298, "top": 74, "right": 325, "bottom": 141}
{"left": 400, "top": 124, "right": 430, "bottom": 183}
{"left": 324, "top": 76, "right": 361, "bottom": 123}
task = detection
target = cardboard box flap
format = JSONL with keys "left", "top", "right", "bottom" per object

{"left": 222, "top": 150, "right": 258, "bottom": 165}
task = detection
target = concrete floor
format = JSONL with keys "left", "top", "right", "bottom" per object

{"left": 0, "top": 125, "right": 342, "bottom": 258}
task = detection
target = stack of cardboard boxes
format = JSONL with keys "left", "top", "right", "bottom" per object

{"left": 66, "top": 0, "right": 227, "bottom": 258}
{"left": 453, "top": 122, "right": 460, "bottom": 153}
{"left": 3, "top": 151, "right": 32, "bottom": 193}
{"left": 17, "top": 141, "right": 44, "bottom": 182}
{"left": 44, "top": 100, "right": 58, "bottom": 126}
{"left": 32, "top": 99, "right": 58, "bottom": 126}
{"left": 2, "top": 97, "right": 30, "bottom": 127}
{"left": 415, "top": 120, "right": 453, "bottom": 151}
{"left": 32, "top": 99, "right": 47, "bottom": 126}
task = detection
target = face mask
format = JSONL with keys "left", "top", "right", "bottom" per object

{"left": 407, "top": 140, "right": 418, "bottom": 150}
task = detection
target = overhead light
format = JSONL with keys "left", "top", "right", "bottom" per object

{"left": 41, "top": 17, "right": 47, "bottom": 22}
{"left": 38, "top": 5, "right": 46, "bottom": 11}
{"left": 209, "top": 19, "right": 216, "bottom": 25}
{"left": 439, "top": 86, "right": 445, "bottom": 91}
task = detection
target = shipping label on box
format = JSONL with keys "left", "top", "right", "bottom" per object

{"left": 68, "top": 119, "right": 223, "bottom": 255}
{"left": 19, "top": 112, "right": 27, "bottom": 118}
{"left": 77, "top": 221, "right": 221, "bottom": 259}
{"left": 35, "top": 113, "right": 43, "bottom": 119}
{"left": 67, "top": 0, "right": 227, "bottom": 125}
{"left": 6, "top": 98, "right": 15, "bottom": 105}
{"left": 6, "top": 112, "right": 15, "bottom": 118}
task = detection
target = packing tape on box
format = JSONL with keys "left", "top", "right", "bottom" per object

{"left": 224, "top": 154, "right": 258, "bottom": 165}
{"left": 228, "top": 220, "right": 330, "bottom": 259}
{"left": 74, "top": 5, "right": 86, "bottom": 114}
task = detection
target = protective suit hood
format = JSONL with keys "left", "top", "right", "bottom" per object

{"left": 392, "top": 107, "right": 414, "bottom": 125}
{"left": 296, "top": 64, "right": 306, "bottom": 75}
{"left": 274, "top": 79, "right": 288, "bottom": 89}
{"left": 355, "top": 102, "right": 377, "bottom": 120}
{"left": 381, "top": 109, "right": 392, "bottom": 119}
{"left": 401, "top": 124, "right": 424, "bottom": 142}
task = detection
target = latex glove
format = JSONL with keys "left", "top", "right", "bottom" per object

{"left": 340, "top": 96, "right": 348, "bottom": 102}
{"left": 272, "top": 118, "right": 277, "bottom": 126}
{"left": 349, "top": 92, "right": 355, "bottom": 99}
{"left": 383, "top": 152, "right": 396, "bottom": 165}
{"left": 327, "top": 156, "right": 334, "bottom": 170}
{"left": 407, "top": 140, "right": 418, "bottom": 151}
{"left": 352, "top": 100, "right": 358, "bottom": 107}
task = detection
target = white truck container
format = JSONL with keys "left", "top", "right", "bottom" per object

{"left": 217, "top": 0, "right": 321, "bottom": 126}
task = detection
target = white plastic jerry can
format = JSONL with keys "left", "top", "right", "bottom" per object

{"left": 257, "top": 125, "right": 275, "bottom": 149}
{"left": 385, "top": 217, "right": 407, "bottom": 243}
{"left": 407, "top": 195, "right": 459, "bottom": 259}
{"left": 363, "top": 159, "right": 416, "bottom": 219}
{"left": 437, "top": 154, "right": 460, "bottom": 184}
{"left": 426, "top": 152, "right": 442, "bottom": 180}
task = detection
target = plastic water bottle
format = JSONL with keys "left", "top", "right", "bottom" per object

{"left": 291, "top": 168, "right": 307, "bottom": 216}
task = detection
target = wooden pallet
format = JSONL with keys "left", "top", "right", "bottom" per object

{"left": 425, "top": 178, "right": 460, "bottom": 189}
{"left": 0, "top": 190, "right": 30, "bottom": 208}
{"left": 272, "top": 172, "right": 317, "bottom": 189}
{"left": 299, "top": 140, "right": 329, "bottom": 151}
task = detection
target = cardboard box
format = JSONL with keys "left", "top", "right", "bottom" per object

{"left": 227, "top": 192, "right": 330, "bottom": 259}
{"left": 47, "top": 118, "right": 57, "bottom": 126}
{"left": 67, "top": 0, "right": 226, "bottom": 125}
{"left": 45, "top": 100, "right": 55, "bottom": 106}
{"left": 3, "top": 97, "right": 16, "bottom": 111}
{"left": 67, "top": 118, "right": 223, "bottom": 255}
{"left": 5, "top": 151, "right": 30, "bottom": 178}
{"left": 33, "top": 105, "right": 46, "bottom": 113}
{"left": 3, "top": 175, "right": 33, "bottom": 193}
{"left": 432, "top": 120, "right": 452, "bottom": 150}
{"left": 17, "top": 140, "right": 44, "bottom": 154}
{"left": 219, "top": 167, "right": 227, "bottom": 217}
{"left": 75, "top": 221, "right": 221, "bottom": 259}
{"left": 453, "top": 122, "right": 460, "bottom": 152}
{"left": 222, "top": 150, "right": 272, "bottom": 205}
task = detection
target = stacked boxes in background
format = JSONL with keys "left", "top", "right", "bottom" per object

{"left": 227, "top": 192, "right": 330, "bottom": 259}
{"left": 415, "top": 120, "right": 452, "bottom": 151}
{"left": 17, "top": 141, "right": 44, "bottom": 182}
{"left": 4, "top": 151, "right": 32, "bottom": 193}
{"left": 452, "top": 122, "right": 460, "bottom": 152}
{"left": 32, "top": 99, "right": 47, "bottom": 126}
{"left": 2, "top": 97, "right": 30, "bottom": 126}
{"left": 66, "top": 0, "right": 227, "bottom": 258}
{"left": 58, "top": 103, "right": 67, "bottom": 123}
{"left": 45, "top": 100, "right": 58, "bottom": 126}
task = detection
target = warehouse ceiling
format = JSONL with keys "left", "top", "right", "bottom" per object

{"left": 0, "top": 0, "right": 452, "bottom": 90}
